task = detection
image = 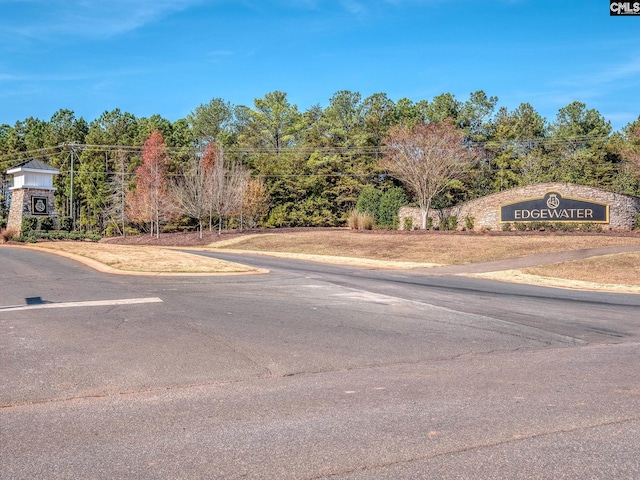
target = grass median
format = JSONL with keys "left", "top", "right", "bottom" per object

{"left": 25, "top": 241, "right": 259, "bottom": 275}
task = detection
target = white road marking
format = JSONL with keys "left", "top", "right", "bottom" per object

{"left": 332, "top": 291, "right": 396, "bottom": 304}
{"left": 0, "top": 297, "right": 163, "bottom": 312}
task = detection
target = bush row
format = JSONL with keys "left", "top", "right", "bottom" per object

{"left": 15, "top": 230, "right": 101, "bottom": 243}
{"left": 7, "top": 215, "right": 99, "bottom": 242}
{"left": 501, "top": 221, "right": 604, "bottom": 232}
{"left": 402, "top": 215, "right": 473, "bottom": 231}
{"left": 20, "top": 215, "right": 74, "bottom": 234}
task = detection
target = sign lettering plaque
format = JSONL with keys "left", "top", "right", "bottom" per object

{"left": 500, "top": 192, "right": 609, "bottom": 223}
{"left": 31, "top": 196, "right": 49, "bottom": 215}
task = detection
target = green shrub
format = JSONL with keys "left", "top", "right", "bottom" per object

{"left": 356, "top": 187, "right": 383, "bottom": 219}
{"left": 14, "top": 231, "right": 101, "bottom": 243}
{"left": 576, "top": 222, "right": 602, "bottom": 233}
{"left": 403, "top": 217, "right": 413, "bottom": 231}
{"left": 529, "top": 222, "right": 546, "bottom": 231}
{"left": 514, "top": 222, "right": 528, "bottom": 231}
{"left": 634, "top": 213, "right": 640, "bottom": 230}
{"left": 58, "top": 216, "right": 73, "bottom": 232}
{"left": 464, "top": 216, "right": 474, "bottom": 231}
{"left": 39, "top": 216, "right": 54, "bottom": 232}
{"left": 439, "top": 215, "right": 458, "bottom": 231}
{"left": 378, "top": 187, "right": 408, "bottom": 228}
{"left": 501, "top": 223, "right": 511, "bottom": 232}
{"left": 16, "top": 233, "right": 38, "bottom": 243}
{"left": 578, "top": 222, "right": 594, "bottom": 232}
{"left": 21, "top": 216, "right": 39, "bottom": 234}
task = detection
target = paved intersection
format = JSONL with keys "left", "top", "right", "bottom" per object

{"left": 1, "top": 246, "right": 639, "bottom": 479}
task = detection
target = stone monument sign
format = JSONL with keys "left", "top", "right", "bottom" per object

{"left": 6, "top": 159, "right": 60, "bottom": 232}
{"left": 398, "top": 183, "right": 640, "bottom": 231}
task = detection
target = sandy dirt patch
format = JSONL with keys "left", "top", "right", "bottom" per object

{"left": 471, "top": 268, "right": 640, "bottom": 294}
{"left": 469, "top": 252, "right": 640, "bottom": 293}
{"left": 521, "top": 252, "right": 640, "bottom": 286}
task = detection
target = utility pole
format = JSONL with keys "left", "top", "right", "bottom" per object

{"left": 63, "top": 143, "right": 79, "bottom": 230}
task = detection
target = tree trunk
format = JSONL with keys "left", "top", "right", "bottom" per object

{"left": 421, "top": 199, "right": 432, "bottom": 230}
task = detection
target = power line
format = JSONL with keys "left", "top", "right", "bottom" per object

{"left": 0, "top": 134, "right": 635, "bottom": 173}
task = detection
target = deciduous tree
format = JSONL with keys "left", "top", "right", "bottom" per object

{"left": 200, "top": 143, "right": 249, "bottom": 233}
{"left": 241, "top": 177, "right": 270, "bottom": 228}
{"left": 126, "top": 130, "right": 170, "bottom": 237}
{"left": 171, "top": 154, "right": 211, "bottom": 238}
{"left": 383, "top": 119, "right": 477, "bottom": 229}
{"left": 211, "top": 157, "right": 249, "bottom": 234}
{"left": 104, "top": 149, "right": 131, "bottom": 236}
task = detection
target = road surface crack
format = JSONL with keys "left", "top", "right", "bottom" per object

{"left": 308, "top": 416, "right": 640, "bottom": 479}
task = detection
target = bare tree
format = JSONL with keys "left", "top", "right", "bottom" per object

{"left": 171, "top": 156, "right": 211, "bottom": 239}
{"left": 383, "top": 119, "right": 477, "bottom": 229}
{"left": 209, "top": 151, "right": 249, "bottom": 234}
{"left": 104, "top": 149, "right": 129, "bottom": 236}
{"left": 183, "top": 143, "right": 250, "bottom": 235}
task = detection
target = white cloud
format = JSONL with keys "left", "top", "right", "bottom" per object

{"left": 5, "top": 0, "right": 205, "bottom": 39}
{"left": 0, "top": 68, "right": 148, "bottom": 84}
{"left": 340, "top": 0, "right": 366, "bottom": 14}
{"left": 595, "top": 56, "right": 640, "bottom": 85}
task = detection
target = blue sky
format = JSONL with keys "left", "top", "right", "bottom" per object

{"left": 1, "top": 0, "right": 639, "bottom": 131}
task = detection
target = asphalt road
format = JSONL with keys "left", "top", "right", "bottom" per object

{"left": 1, "top": 246, "right": 639, "bottom": 479}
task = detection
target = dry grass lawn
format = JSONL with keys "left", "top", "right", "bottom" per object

{"left": 523, "top": 252, "right": 640, "bottom": 286}
{"left": 210, "top": 230, "right": 640, "bottom": 265}
{"left": 30, "top": 242, "right": 257, "bottom": 274}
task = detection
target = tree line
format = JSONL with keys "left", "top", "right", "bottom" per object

{"left": 1, "top": 90, "right": 639, "bottom": 234}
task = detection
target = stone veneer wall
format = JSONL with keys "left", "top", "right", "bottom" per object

{"left": 6, "top": 188, "right": 58, "bottom": 232}
{"left": 399, "top": 183, "right": 640, "bottom": 231}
